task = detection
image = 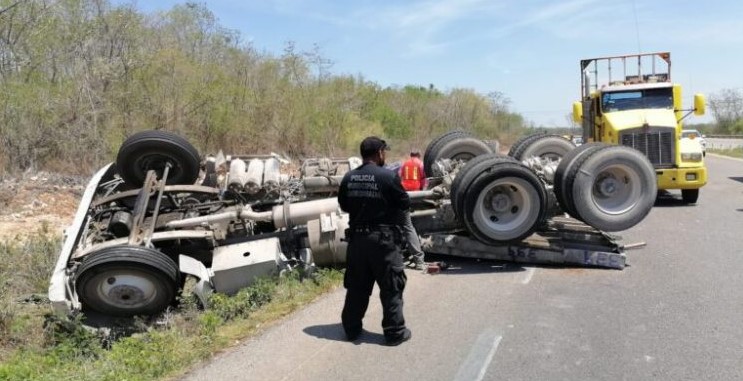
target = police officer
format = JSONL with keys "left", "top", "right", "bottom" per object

{"left": 338, "top": 136, "right": 412, "bottom": 346}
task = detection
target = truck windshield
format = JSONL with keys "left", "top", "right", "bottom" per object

{"left": 601, "top": 88, "right": 673, "bottom": 112}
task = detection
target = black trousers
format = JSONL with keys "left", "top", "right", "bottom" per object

{"left": 342, "top": 229, "right": 407, "bottom": 340}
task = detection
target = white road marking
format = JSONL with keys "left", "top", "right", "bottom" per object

{"left": 454, "top": 331, "right": 503, "bottom": 381}
{"left": 521, "top": 267, "right": 536, "bottom": 284}
{"left": 475, "top": 336, "right": 502, "bottom": 381}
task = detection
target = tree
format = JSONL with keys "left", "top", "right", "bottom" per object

{"left": 0, "top": 0, "right": 528, "bottom": 174}
{"left": 708, "top": 88, "right": 743, "bottom": 134}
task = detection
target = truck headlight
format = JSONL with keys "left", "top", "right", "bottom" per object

{"left": 681, "top": 152, "right": 703, "bottom": 162}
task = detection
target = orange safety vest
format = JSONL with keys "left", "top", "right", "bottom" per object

{"left": 400, "top": 158, "right": 424, "bottom": 191}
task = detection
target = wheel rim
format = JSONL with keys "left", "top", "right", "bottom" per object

{"left": 590, "top": 164, "right": 642, "bottom": 215}
{"left": 85, "top": 268, "right": 162, "bottom": 311}
{"left": 472, "top": 177, "right": 540, "bottom": 240}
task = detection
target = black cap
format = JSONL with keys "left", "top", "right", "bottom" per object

{"left": 360, "top": 136, "right": 389, "bottom": 158}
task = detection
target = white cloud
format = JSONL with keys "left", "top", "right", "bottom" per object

{"left": 258, "top": 0, "right": 743, "bottom": 59}
{"left": 388, "top": 0, "right": 495, "bottom": 29}
{"left": 261, "top": 0, "right": 503, "bottom": 56}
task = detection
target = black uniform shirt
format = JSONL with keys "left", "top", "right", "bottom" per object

{"left": 338, "top": 162, "right": 410, "bottom": 227}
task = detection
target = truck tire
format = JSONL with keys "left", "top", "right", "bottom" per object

{"left": 570, "top": 146, "right": 657, "bottom": 231}
{"left": 424, "top": 130, "right": 470, "bottom": 176}
{"left": 553, "top": 142, "right": 606, "bottom": 216}
{"left": 681, "top": 189, "right": 699, "bottom": 204}
{"left": 116, "top": 130, "right": 201, "bottom": 187}
{"left": 512, "top": 134, "right": 576, "bottom": 162}
{"left": 450, "top": 154, "right": 515, "bottom": 219}
{"left": 507, "top": 133, "right": 546, "bottom": 157}
{"left": 461, "top": 161, "right": 547, "bottom": 243}
{"left": 424, "top": 130, "right": 468, "bottom": 163}
{"left": 431, "top": 136, "right": 494, "bottom": 173}
{"left": 75, "top": 245, "right": 180, "bottom": 317}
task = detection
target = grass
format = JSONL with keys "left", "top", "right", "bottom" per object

{"left": 0, "top": 229, "right": 344, "bottom": 380}
{"left": 0, "top": 224, "right": 61, "bottom": 360}
{"left": 708, "top": 147, "right": 743, "bottom": 158}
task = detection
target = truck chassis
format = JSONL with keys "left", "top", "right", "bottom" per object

{"left": 49, "top": 130, "right": 654, "bottom": 319}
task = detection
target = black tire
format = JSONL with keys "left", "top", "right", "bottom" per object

{"left": 424, "top": 130, "right": 468, "bottom": 165}
{"left": 450, "top": 154, "right": 515, "bottom": 219}
{"left": 116, "top": 130, "right": 201, "bottom": 187}
{"left": 553, "top": 142, "right": 607, "bottom": 217}
{"left": 461, "top": 161, "right": 548, "bottom": 243}
{"left": 513, "top": 134, "right": 576, "bottom": 162}
{"left": 423, "top": 130, "right": 472, "bottom": 176}
{"left": 75, "top": 245, "right": 180, "bottom": 317}
{"left": 507, "top": 133, "right": 546, "bottom": 158}
{"left": 681, "top": 189, "right": 699, "bottom": 204}
{"left": 570, "top": 146, "right": 657, "bottom": 231}
{"left": 432, "top": 136, "right": 494, "bottom": 171}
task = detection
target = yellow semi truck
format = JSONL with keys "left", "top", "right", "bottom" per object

{"left": 572, "top": 52, "right": 707, "bottom": 203}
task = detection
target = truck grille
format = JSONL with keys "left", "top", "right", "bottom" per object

{"left": 619, "top": 127, "right": 675, "bottom": 168}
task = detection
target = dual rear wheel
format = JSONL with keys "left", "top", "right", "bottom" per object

{"left": 425, "top": 133, "right": 547, "bottom": 242}
{"left": 553, "top": 143, "right": 657, "bottom": 231}
{"left": 426, "top": 131, "right": 659, "bottom": 242}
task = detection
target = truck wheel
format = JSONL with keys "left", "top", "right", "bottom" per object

{"left": 507, "top": 133, "right": 546, "bottom": 157}
{"left": 116, "top": 130, "right": 201, "bottom": 187}
{"left": 512, "top": 134, "right": 576, "bottom": 162}
{"left": 431, "top": 136, "right": 494, "bottom": 173}
{"left": 450, "top": 154, "right": 515, "bottom": 219}
{"left": 423, "top": 130, "right": 470, "bottom": 176}
{"left": 426, "top": 132, "right": 494, "bottom": 178}
{"left": 75, "top": 246, "right": 180, "bottom": 317}
{"left": 553, "top": 142, "right": 606, "bottom": 217}
{"left": 461, "top": 161, "right": 547, "bottom": 243}
{"left": 570, "top": 146, "right": 657, "bottom": 231}
{"left": 681, "top": 189, "right": 699, "bottom": 204}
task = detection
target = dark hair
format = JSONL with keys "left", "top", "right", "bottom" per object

{"left": 360, "top": 136, "right": 389, "bottom": 158}
{"left": 410, "top": 151, "right": 421, "bottom": 157}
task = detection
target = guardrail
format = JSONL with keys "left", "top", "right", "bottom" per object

{"left": 706, "top": 137, "right": 743, "bottom": 150}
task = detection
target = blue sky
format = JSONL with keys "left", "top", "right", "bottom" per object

{"left": 127, "top": 0, "right": 742, "bottom": 127}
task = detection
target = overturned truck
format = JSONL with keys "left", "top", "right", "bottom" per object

{"left": 49, "top": 130, "right": 656, "bottom": 318}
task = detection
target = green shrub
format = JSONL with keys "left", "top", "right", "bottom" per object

{"left": 0, "top": 266, "right": 344, "bottom": 381}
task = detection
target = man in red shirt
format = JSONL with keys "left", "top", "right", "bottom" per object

{"left": 399, "top": 151, "right": 426, "bottom": 270}
{"left": 399, "top": 151, "right": 426, "bottom": 191}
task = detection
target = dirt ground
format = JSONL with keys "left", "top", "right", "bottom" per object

{"left": 0, "top": 172, "right": 86, "bottom": 242}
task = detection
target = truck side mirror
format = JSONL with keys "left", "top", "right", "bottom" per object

{"left": 694, "top": 94, "right": 706, "bottom": 116}
{"left": 572, "top": 101, "right": 583, "bottom": 123}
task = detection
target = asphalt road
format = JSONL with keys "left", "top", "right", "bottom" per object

{"left": 182, "top": 155, "right": 743, "bottom": 381}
